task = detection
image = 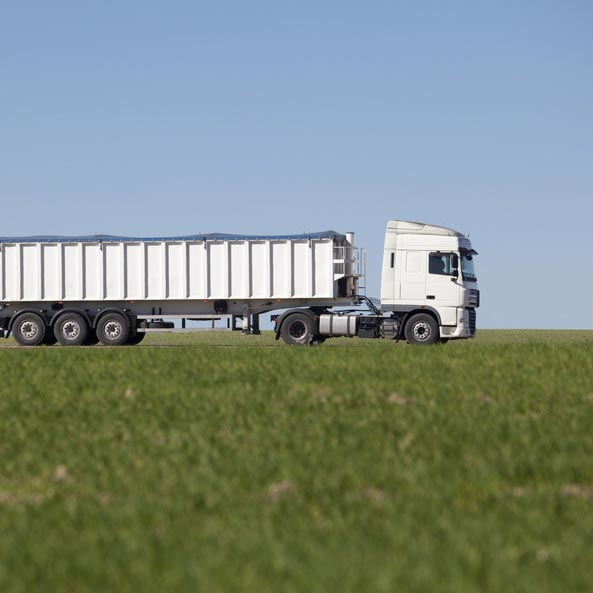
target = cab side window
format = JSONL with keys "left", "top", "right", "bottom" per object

{"left": 429, "top": 253, "right": 458, "bottom": 276}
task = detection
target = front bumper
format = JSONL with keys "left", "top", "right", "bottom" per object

{"left": 440, "top": 308, "right": 477, "bottom": 339}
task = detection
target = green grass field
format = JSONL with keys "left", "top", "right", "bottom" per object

{"left": 1, "top": 330, "right": 593, "bottom": 593}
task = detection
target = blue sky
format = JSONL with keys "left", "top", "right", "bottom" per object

{"left": 1, "top": 1, "right": 592, "bottom": 328}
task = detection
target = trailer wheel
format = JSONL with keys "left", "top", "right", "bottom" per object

{"left": 280, "top": 313, "right": 316, "bottom": 346}
{"left": 96, "top": 313, "right": 129, "bottom": 346}
{"left": 404, "top": 313, "right": 439, "bottom": 345}
{"left": 12, "top": 313, "right": 46, "bottom": 346}
{"left": 54, "top": 313, "right": 88, "bottom": 346}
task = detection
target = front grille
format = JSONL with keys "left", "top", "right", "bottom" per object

{"left": 468, "top": 289, "right": 480, "bottom": 307}
{"left": 468, "top": 308, "right": 476, "bottom": 335}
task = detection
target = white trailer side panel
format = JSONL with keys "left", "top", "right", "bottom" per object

{"left": 0, "top": 238, "right": 341, "bottom": 303}
{"left": 42, "top": 244, "right": 61, "bottom": 300}
{"left": 272, "top": 241, "right": 288, "bottom": 298}
{"left": 250, "top": 242, "right": 270, "bottom": 298}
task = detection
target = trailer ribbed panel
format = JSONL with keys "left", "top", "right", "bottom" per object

{"left": 293, "top": 241, "right": 309, "bottom": 297}
{"left": 249, "top": 242, "right": 267, "bottom": 298}
{"left": 0, "top": 237, "right": 344, "bottom": 303}
{"left": 22, "top": 244, "right": 38, "bottom": 300}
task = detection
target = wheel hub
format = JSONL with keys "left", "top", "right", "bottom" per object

{"left": 288, "top": 321, "right": 307, "bottom": 339}
{"left": 413, "top": 322, "right": 431, "bottom": 341}
{"left": 63, "top": 322, "right": 81, "bottom": 339}
{"left": 104, "top": 321, "right": 122, "bottom": 339}
{"left": 20, "top": 322, "right": 39, "bottom": 339}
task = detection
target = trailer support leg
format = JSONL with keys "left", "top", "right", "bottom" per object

{"left": 251, "top": 314, "right": 260, "bottom": 335}
{"left": 242, "top": 305, "right": 249, "bottom": 334}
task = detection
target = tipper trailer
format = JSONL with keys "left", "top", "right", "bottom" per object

{"left": 0, "top": 219, "right": 479, "bottom": 347}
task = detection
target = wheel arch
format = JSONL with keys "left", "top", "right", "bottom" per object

{"left": 93, "top": 307, "right": 133, "bottom": 329}
{"left": 399, "top": 307, "right": 441, "bottom": 338}
{"left": 8, "top": 308, "right": 49, "bottom": 333}
{"left": 49, "top": 307, "right": 93, "bottom": 328}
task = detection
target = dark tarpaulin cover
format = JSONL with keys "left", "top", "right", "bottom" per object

{"left": 0, "top": 231, "right": 345, "bottom": 243}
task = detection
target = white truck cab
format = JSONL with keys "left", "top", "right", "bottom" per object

{"left": 380, "top": 220, "right": 479, "bottom": 341}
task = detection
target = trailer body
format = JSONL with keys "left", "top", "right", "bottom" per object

{"left": 0, "top": 231, "right": 355, "bottom": 307}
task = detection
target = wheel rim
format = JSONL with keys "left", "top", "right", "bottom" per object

{"left": 20, "top": 321, "right": 40, "bottom": 340}
{"left": 104, "top": 321, "right": 123, "bottom": 340}
{"left": 413, "top": 321, "right": 431, "bottom": 341}
{"left": 62, "top": 321, "right": 81, "bottom": 340}
{"left": 288, "top": 320, "right": 307, "bottom": 340}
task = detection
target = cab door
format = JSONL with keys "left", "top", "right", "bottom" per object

{"left": 426, "top": 252, "right": 460, "bottom": 307}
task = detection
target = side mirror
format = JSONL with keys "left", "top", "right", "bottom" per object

{"left": 451, "top": 255, "right": 459, "bottom": 279}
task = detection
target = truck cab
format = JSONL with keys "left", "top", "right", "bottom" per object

{"left": 380, "top": 220, "right": 479, "bottom": 340}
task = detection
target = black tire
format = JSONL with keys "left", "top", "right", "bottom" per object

{"left": 12, "top": 313, "right": 46, "bottom": 346}
{"left": 84, "top": 330, "right": 100, "bottom": 346}
{"left": 404, "top": 313, "right": 439, "bottom": 345}
{"left": 42, "top": 332, "right": 58, "bottom": 346}
{"left": 280, "top": 313, "right": 316, "bottom": 346}
{"left": 54, "top": 313, "right": 88, "bottom": 346}
{"left": 96, "top": 313, "right": 130, "bottom": 346}
{"left": 127, "top": 332, "right": 146, "bottom": 345}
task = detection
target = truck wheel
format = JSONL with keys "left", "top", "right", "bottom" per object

{"left": 280, "top": 313, "right": 316, "bottom": 346}
{"left": 12, "top": 313, "right": 46, "bottom": 346}
{"left": 96, "top": 313, "right": 129, "bottom": 346}
{"left": 54, "top": 313, "right": 88, "bottom": 346}
{"left": 405, "top": 313, "right": 439, "bottom": 345}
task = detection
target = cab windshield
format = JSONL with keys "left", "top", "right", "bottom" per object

{"left": 461, "top": 251, "right": 477, "bottom": 281}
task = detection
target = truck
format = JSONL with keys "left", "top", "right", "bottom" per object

{"left": 0, "top": 219, "right": 479, "bottom": 347}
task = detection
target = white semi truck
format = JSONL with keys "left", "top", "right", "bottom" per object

{"left": 0, "top": 219, "right": 479, "bottom": 347}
